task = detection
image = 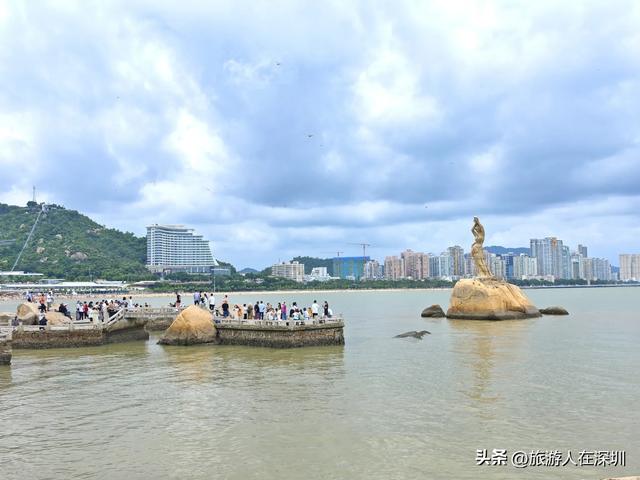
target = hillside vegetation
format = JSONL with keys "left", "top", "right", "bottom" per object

{"left": 0, "top": 203, "right": 151, "bottom": 280}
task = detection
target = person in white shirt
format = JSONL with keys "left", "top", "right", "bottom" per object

{"left": 311, "top": 300, "right": 319, "bottom": 318}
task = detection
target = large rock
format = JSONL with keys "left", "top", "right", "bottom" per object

{"left": 447, "top": 278, "right": 540, "bottom": 320}
{"left": 70, "top": 251, "right": 88, "bottom": 261}
{"left": 158, "top": 305, "right": 217, "bottom": 346}
{"left": 421, "top": 304, "right": 445, "bottom": 318}
{"left": 45, "top": 312, "right": 72, "bottom": 326}
{"left": 539, "top": 306, "right": 569, "bottom": 315}
{"left": 16, "top": 303, "right": 40, "bottom": 325}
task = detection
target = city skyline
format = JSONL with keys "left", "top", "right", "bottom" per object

{"left": 1, "top": 2, "right": 639, "bottom": 268}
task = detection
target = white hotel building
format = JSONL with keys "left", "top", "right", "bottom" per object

{"left": 146, "top": 224, "right": 216, "bottom": 274}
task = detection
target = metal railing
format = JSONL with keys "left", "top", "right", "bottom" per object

{"left": 214, "top": 315, "right": 344, "bottom": 328}
{"left": 123, "top": 306, "right": 184, "bottom": 318}
{"left": 105, "top": 308, "right": 125, "bottom": 327}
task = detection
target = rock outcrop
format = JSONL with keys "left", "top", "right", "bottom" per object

{"left": 539, "top": 306, "right": 569, "bottom": 315}
{"left": 16, "top": 303, "right": 40, "bottom": 325}
{"left": 70, "top": 251, "right": 88, "bottom": 261}
{"left": 158, "top": 305, "right": 217, "bottom": 346}
{"left": 45, "top": 312, "right": 72, "bottom": 326}
{"left": 447, "top": 277, "right": 540, "bottom": 320}
{"left": 421, "top": 304, "right": 445, "bottom": 318}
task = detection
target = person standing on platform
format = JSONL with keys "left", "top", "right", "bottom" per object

{"left": 221, "top": 295, "right": 230, "bottom": 317}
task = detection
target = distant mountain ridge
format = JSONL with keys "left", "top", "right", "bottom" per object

{"left": 0, "top": 203, "right": 150, "bottom": 280}
{"left": 484, "top": 245, "right": 530, "bottom": 256}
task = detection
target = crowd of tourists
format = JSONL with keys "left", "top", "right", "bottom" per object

{"left": 24, "top": 291, "right": 152, "bottom": 323}
{"left": 22, "top": 290, "right": 336, "bottom": 326}
{"left": 183, "top": 291, "right": 335, "bottom": 324}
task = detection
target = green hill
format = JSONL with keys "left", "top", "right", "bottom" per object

{"left": 0, "top": 202, "right": 151, "bottom": 280}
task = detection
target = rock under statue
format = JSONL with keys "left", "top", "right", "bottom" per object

{"left": 446, "top": 217, "right": 541, "bottom": 320}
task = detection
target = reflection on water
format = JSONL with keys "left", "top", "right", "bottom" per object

{"left": 448, "top": 319, "right": 533, "bottom": 408}
{"left": 159, "top": 341, "right": 345, "bottom": 384}
{"left": 0, "top": 365, "right": 12, "bottom": 388}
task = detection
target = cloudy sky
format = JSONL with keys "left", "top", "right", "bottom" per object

{"left": 1, "top": 0, "right": 639, "bottom": 268}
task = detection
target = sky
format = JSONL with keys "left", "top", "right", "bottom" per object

{"left": 1, "top": 0, "right": 639, "bottom": 268}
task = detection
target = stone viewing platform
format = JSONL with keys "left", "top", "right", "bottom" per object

{"left": 214, "top": 317, "right": 345, "bottom": 348}
{"left": 157, "top": 305, "right": 345, "bottom": 348}
{"left": 1, "top": 310, "right": 149, "bottom": 349}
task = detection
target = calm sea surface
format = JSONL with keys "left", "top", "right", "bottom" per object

{"left": 0, "top": 287, "right": 638, "bottom": 480}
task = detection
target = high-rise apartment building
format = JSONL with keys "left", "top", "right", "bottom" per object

{"left": 384, "top": 256, "right": 404, "bottom": 280}
{"left": 570, "top": 253, "right": 584, "bottom": 280}
{"left": 591, "top": 258, "right": 611, "bottom": 281}
{"left": 447, "top": 245, "right": 465, "bottom": 277}
{"left": 619, "top": 254, "right": 640, "bottom": 281}
{"left": 578, "top": 244, "right": 588, "bottom": 258}
{"left": 429, "top": 253, "right": 452, "bottom": 279}
{"left": 487, "top": 253, "right": 506, "bottom": 279}
{"left": 363, "top": 260, "right": 383, "bottom": 280}
{"left": 271, "top": 261, "right": 305, "bottom": 282}
{"left": 530, "top": 237, "right": 565, "bottom": 279}
{"left": 512, "top": 254, "right": 538, "bottom": 279}
{"left": 146, "top": 224, "right": 216, "bottom": 274}
{"left": 400, "top": 249, "right": 430, "bottom": 279}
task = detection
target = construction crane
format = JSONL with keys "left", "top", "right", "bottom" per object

{"left": 348, "top": 242, "right": 372, "bottom": 259}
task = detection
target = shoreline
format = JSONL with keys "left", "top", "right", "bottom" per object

{"left": 0, "top": 283, "right": 637, "bottom": 304}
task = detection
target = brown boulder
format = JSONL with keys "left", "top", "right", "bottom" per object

{"left": 421, "top": 304, "right": 445, "bottom": 318}
{"left": 158, "top": 305, "right": 217, "bottom": 346}
{"left": 447, "top": 278, "right": 540, "bottom": 320}
{"left": 45, "top": 312, "right": 72, "bottom": 326}
{"left": 16, "top": 303, "right": 40, "bottom": 325}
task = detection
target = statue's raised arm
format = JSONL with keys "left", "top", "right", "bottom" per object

{"left": 471, "top": 216, "right": 492, "bottom": 278}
